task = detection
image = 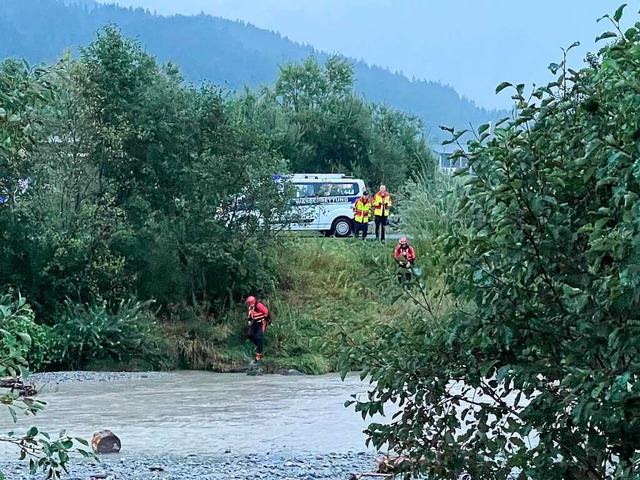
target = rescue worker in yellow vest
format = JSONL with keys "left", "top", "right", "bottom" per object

{"left": 352, "top": 190, "right": 372, "bottom": 239}
{"left": 373, "top": 185, "right": 392, "bottom": 242}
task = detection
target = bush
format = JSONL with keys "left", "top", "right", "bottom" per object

{"left": 345, "top": 7, "right": 640, "bottom": 480}
{"left": 0, "top": 292, "right": 60, "bottom": 372}
{"left": 54, "top": 299, "right": 174, "bottom": 371}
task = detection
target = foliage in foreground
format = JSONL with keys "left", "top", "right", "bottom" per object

{"left": 0, "top": 294, "right": 94, "bottom": 479}
{"left": 344, "top": 7, "right": 640, "bottom": 480}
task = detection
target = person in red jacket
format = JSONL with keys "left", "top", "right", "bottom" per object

{"left": 246, "top": 296, "right": 272, "bottom": 361}
{"left": 394, "top": 237, "right": 416, "bottom": 283}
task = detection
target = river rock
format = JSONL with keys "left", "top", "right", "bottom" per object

{"left": 246, "top": 364, "right": 264, "bottom": 376}
{"left": 92, "top": 430, "right": 122, "bottom": 454}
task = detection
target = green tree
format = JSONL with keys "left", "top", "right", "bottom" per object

{"left": 1, "top": 26, "right": 291, "bottom": 318}
{"left": 266, "top": 55, "right": 434, "bottom": 191}
{"left": 345, "top": 7, "right": 640, "bottom": 480}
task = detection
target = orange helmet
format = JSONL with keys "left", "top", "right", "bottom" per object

{"left": 399, "top": 237, "right": 408, "bottom": 245}
{"left": 245, "top": 296, "right": 257, "bottom": 305}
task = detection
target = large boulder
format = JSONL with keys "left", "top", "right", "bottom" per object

{"left": 91, "top": 430, "right": 121, "bottom": 454}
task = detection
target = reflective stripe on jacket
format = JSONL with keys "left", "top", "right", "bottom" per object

{"left": 353, "top": 196, "right": 372, "bottom": 223}
{"left": 373, "top": 192, "right": 392, "bottom": 217}
{"left": 249, "top": 302, "right": 269, "bottom": 323}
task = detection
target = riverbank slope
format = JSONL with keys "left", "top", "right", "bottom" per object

{"left": 164, "top": 237, "right": 407, "bottom": 375}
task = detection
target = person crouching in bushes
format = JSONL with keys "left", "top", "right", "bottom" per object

{"left": 394, "top": 237, "right": 416, "bottom": 283}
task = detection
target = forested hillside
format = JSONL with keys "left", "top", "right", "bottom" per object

{"left": 0, "top": 0, "right": 504, "bottom": 142}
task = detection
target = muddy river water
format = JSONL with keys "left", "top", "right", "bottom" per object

{"left": 0, "top": 371, "right": 384, "bottom": 460}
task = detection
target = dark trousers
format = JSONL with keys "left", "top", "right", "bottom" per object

{"left": 249, "top": 321, "right": 264, "bottom": 354}
{"left": 397, "top": 268, "right": 412, "bottom": 283}
{"left": 375, "top": 216, "right": 388, "bottom": 241}
{"left": 397, "top": 263, "right": 413, "bottom": 283}
{"left": 354, "top": 221, "right": 368, "bottom": 239}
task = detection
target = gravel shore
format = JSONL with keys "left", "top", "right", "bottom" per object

{"left": 0, "top": 452, "right": 376, "bottom": 479}
{"left": 25, "top": 370, "right": 176, "bottom": 386}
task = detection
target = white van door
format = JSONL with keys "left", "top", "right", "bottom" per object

{"left": 290, "top": 182, "right": 320, "bottom": 230}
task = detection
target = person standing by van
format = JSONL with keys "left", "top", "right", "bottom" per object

{"left": 373, "top": 185, "right": 392, "bottom": 241}
{"left": 245, "top": 296, "right": 271, "bottom": 361}
{"left": 352, "top": 190, "right": 372, "bottom": 239}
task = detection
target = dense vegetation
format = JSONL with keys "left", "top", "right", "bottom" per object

{"left": 0, "top": 26, "right": 431, "bottom": 374}
{"left": 5, "top": 3, "right": 640, "bottom": 479}
{"left": 345, "top": 6, "right": 640, "bottom": 479}
{"left": 0, "top": 0, "right": 504, "bottom": 144}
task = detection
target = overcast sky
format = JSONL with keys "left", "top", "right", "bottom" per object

{"left": 96, "top": 0, "right": 627, "bottom": 109}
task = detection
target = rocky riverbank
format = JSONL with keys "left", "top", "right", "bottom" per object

{"left": 26, "top": 371, "right": 176, "bottom": 386}
{"left": 0, "top": 452, "right": 376, "bottom": 479}
{"left": 23, "top": 369, "right": 304, "bottom": 387}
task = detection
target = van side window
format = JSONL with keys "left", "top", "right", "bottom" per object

{"left": 322, "top": 182, "right": 359, "bottom": 197}
{"left": 316, "top": 183, "right": 332, "bottom": 197}
{"left": 295, "top": 183, "right": 315, "bottom": 198}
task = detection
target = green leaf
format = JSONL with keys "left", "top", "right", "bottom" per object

{"left": 595, "top": 31, "right": 618, "bottom": 42}
{"left": 614, "top": 4, "right": 627, "bottom": 22}
{"left": 624, "top": 27, "right": 638, "bottom": 41}
{"left": 510, "top": 436, "right": 526, "bottom": 448}
{"left": 26, "top": 426, "right": 38, "bottom": 437}
{"left": 495, "top": 82, "right": 513, "bottom": 94}
{"left": 17, "top": 332, "right": 32, "bottom": 346}
{"left": 566, "top": 41, "right": 581, "bottom": 51}
{"left": 591, "top": 383, "right": 606, "bottom": 399}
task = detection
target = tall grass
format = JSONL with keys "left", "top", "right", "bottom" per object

{"left": 161, "top": 236, "right": 415, "bottom": 374}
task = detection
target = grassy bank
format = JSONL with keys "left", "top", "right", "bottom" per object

{"left": 162, "top": 237, "right": 413, "bottom": 374}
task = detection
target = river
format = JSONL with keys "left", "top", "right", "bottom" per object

{"left": 0, "top": 371, "right": 382, "bottom": 461}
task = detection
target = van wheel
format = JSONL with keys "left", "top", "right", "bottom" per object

{"left": 331, "top": 217, "right": 353, "bottom": 238}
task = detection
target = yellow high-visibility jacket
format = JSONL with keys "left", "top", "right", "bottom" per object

{"left": 353, "top": 196, "right": 372, "bottom": 223}
{"left": 373, "top": 192, "right": 392, "bottom": 217}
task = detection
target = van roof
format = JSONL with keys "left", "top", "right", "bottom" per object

{"left": 289, "top": 173, "right": 356, "bottom": 180}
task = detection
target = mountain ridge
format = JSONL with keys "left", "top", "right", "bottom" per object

{"left": 2, "top": 0, "right": 507, "bottom": 143}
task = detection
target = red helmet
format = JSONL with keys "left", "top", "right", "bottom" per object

{"left": 245, "top": 296, "right": 257, "bottom": 305}
{"left": 399, "top": 237, "right": 408, "bottom": 245}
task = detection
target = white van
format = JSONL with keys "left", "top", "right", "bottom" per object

{"left": 215, "top": 173, "right": 368, "bottom": 237}
{"left": 285, "top": 173, "right": 367, "bottom": 237}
